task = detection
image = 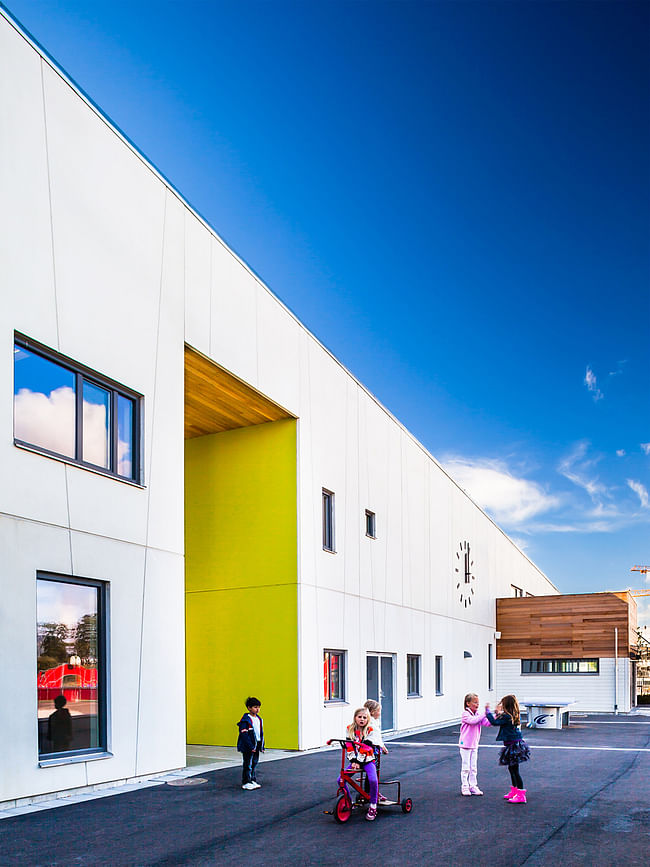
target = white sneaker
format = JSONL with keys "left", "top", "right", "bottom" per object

{"left": 242, "top": 782, "right": 255, "bottom": 790}
{"left": 250, "top": 781, "right": 261, "bottom": 789}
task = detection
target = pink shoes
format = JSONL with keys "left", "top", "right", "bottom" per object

{"left": 366, "top": 804, "right": 377, "bottom": 821}
{"left": 469, "top": 786, "right": 483, "bottom": 795}
{"left": 508, "top": 788, "right": 527, "bottom": 803}
{"left": 503, "top": 786, "right": 518, "bottom": 800}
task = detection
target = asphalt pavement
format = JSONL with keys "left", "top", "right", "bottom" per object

{"left": 1, "top": 713, "right": 649, "bottom": 866}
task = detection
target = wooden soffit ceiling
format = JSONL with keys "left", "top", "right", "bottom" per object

{"left": 184, "top": 345, "right": 294, "bottom": 439}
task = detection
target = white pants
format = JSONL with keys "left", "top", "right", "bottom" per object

{"left": 459, "top": 747, "right": 478, "bottom": 788}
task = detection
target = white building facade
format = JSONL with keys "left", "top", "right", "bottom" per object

{"left": 0, "top": 8, "right": 558, "bottom": 806}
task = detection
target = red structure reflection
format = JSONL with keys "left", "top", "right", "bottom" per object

{"left": 38, "top": 663, "right": 97, "bottom": 702}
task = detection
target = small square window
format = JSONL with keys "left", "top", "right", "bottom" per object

{"left": 407, "top": 654, "right": 421, "bottom": 697}
{"left": 324, "top": 650, "right": 346, "bottom": 701}
{"left": 365, "top": 509, "right": 376, "bottom": 538}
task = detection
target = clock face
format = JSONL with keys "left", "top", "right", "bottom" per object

{"left": 455, "top": 540, "right": 476, "bottom": 607}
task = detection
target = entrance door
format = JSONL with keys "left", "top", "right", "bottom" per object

{"left": 366, "top": 654, "right": 395, "bottom": 730}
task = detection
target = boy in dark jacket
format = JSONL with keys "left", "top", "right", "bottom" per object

{"left": 237, "top": 697, "right": 264, "bottom": 790}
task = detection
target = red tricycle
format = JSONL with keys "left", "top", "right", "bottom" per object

{"left": 325, "top": 738, "right": 413, "bottom": 824}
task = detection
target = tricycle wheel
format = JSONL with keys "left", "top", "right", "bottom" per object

{"left": 334, "top": 794, "right": 352, "bottom": 824}
{"left": 401, "top": 797, "right": 413, "bottom": 813}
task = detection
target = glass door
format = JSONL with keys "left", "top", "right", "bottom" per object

{"left": 366, "top": 653, "right": 395, "bottom": 730}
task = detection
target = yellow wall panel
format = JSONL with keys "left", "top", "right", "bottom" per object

{"left": 185, "top": 419, "right": 298, "bottom": 748}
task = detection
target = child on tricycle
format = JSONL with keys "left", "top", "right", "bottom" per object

{"left": 327, "top": 707, "right": 412, "bottom": 824}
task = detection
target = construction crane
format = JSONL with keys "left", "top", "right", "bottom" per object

{"left": 629, "top": 566, "right": 650, "bottom": 595}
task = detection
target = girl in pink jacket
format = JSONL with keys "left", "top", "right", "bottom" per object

{"left": 459, "top": 692, "right": 490, "bottom": 796}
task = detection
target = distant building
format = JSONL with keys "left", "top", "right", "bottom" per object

{"left": 496, "top": 592, "right": 639, "bottom": 712}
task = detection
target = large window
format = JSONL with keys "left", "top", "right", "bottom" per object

{"left": 14, "top": 334, "right": 141, "bottom": 482}
{"left": 435, "top": 655, "right": 444, "bottom": 695}
{"left": 37, "top": 573, "right": 108, "bottom": 760}
{"left": 522, "top": 659, "right": 599, "bottom": 675}
{"left": 407, "top": 654, "right": 421, "bottom": 697}
{"left": 324, "top": 650, "right": 346, "bottom": 701}
{"left": 322, "top": 489, "right": 335, "bottom": 552}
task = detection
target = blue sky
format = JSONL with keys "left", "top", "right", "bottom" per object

{"left": 5, "top": 1, "right": 649, "bottom": 624}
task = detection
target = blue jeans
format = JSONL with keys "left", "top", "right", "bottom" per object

{"left": 242, "top": 748, "right": 260, "bottom": 784}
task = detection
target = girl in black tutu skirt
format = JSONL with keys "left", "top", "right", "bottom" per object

{"left": 486, "top": 694, "right": 530, "bottom": 803}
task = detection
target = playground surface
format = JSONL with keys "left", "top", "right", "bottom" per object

{"left": 1, "top": 712, "right": 648, "bottom": 866}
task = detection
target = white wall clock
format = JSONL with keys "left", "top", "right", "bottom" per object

{"left": 455, "top": 540, "right": 476, "bottom": 607}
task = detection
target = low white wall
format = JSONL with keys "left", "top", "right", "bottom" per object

{"left": 495, "top": 658, "right": 632, "bottom": 713}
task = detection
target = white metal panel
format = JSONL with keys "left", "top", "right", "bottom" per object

{"left": 209, "top": 239, "right": 258, "bottom": 387}
{"left": 66, "top": 463, "right": 148, "bottom": 547}
{"left": 143, "top": 193, "right": 185, "bottom": 556}
{"left": 0, "top": 21, "right": 58, "bottom": 348}
{"left": 256, "top": 288, "right": 300, "bottom": 416}
{"left": 41, "top": 64, "right": 166, "bottom": 392}
{"left": 133, "top": 549, "right": 186, "bottom": 775}
{"left": 184, "top": 214, "right": 212, "bottom": 355}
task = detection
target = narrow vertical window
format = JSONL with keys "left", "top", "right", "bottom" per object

{"left": 407, "top": 654, "right": 421, "bottom": 696}
{"left": 488, "top": 643, "right": 494, "bottom": 691}
{"left": 365, "top": 509, "right": 376, "bottom": 538}
{"left": 37, "top": 573, "right": 107, "bottom": 760}
{"left": 435, "top": 655, "right": 443, "bottom": 696}
{"left": 322, "top": 489, "right": 335, "bottom": 552}
{"left": 323, "top": 650, "right": 346, "bottom": 701}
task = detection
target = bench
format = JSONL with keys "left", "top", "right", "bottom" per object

{"left": 519, "top": 699, "right": 577, "bottom": 729}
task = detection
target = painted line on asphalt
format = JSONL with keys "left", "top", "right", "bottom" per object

{"left": 390, "top": 742, "right": 650, "bottom": 752}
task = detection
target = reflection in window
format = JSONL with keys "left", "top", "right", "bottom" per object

{"left": 521, "top": 658, "right": 599, "bottom": 674}
{"left": 37, "top": 575, "right": 106, "bottom": 757}
{"left": 14, "top": 346, "right": 76, "bottom": 458}
{"left": 83, "top": 381, "right": 110, "bottom": 468}
{"left": 117, "top": 394, "right": 134, "bottom": 478}
{"left": 407, "top": 654, "right": 421, "bottom": 696}
{"left": 14, "top": 335, "right": 140, "bottom": 481}
{"left": 324, "top": 650, "right": 346, "bottom": 701}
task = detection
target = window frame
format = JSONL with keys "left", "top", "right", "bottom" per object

{"left": 365, "top": 509, "right": 376, "bottom": 539}
{"left": 323, "top": 649, "right": 346, "bottom": 702}
{"left": 435, "top": 655, "right": 444, "bottom": 696}
{"left": 521, "top": 658, "right": 600, "bottom": 675}
{"left": 14, "top": 333, "right": 143, "bottom": 485}
{"left": 36, "top": 571, "right": 110, "bottom": 765}
{"left": 322, "top": 488, "right": 335, "bottom": 552}
{"left": 406, "top": 654, "right": 422, "bottom": 697}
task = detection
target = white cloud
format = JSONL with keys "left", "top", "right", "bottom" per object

{"left": 584, "top": 366, "right": 603, "bottom": 401}
{"left": 13, "top": 387, "right": 129, "bottom": 473}
{"left": 558, "top": 441, "right": 608, "bottom": 503}
{"left": 616, "top": 449, "right": 625, "bottom": 457}
{"left": 442, "top": 457, "right": 559, "bottom": 526}
{"left": 14, "top": 386, "right": 76, "bottom": 458}
{"left": 641, "top": 443, "right": 650, "bottom": 456}
{"left": 627, "top": 479, "right": 649, "bottom": 509}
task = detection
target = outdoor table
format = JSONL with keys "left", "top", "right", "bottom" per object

{"left": 520, "top": 699, "right": 577, "bottom": 729}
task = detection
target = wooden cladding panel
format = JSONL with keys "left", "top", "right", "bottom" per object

{"left": 184, "top": 345, "right": 294, "bottom": 439}
{"left": 496, "top": 593, "right": 635, "bottom": 659}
